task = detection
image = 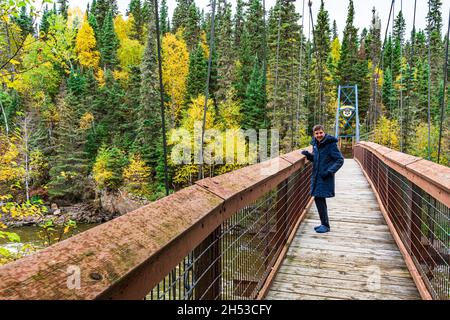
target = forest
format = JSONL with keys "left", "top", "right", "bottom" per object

{"left": 0, "top": 0, "right": 448, "bottom": 263}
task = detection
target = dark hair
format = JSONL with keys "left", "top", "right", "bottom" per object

{"left": 312, "top": 124, "right": 325, "bottom": 132}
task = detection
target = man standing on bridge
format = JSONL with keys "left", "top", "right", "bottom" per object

{"left": 301, "top": 125, "right": 344, "bottom": 234}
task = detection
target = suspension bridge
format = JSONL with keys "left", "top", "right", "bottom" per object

{"left": 0, "top": 141, "right": 448, "bottom": 300}
{"left": 0, "top": 0, "right": 448, "bottom": 301}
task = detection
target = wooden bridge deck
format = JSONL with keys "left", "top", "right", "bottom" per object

{"left": 266, "top": 159, "right": 421, "bottom": 300}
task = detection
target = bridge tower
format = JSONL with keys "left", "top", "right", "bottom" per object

{"left": 334, "top": 84, "right": 360, "bottom": 157}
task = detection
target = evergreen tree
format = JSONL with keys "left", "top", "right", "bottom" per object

{"left": 215, "top": 0, "right": 235, "bottom": 103}
{"left": 426, "top": 0, "right": 443, "bottom": 120}
{"left": 88, "top": 11, "right": 99, "bottom": 41}
{"left": 235, "top": 0, "right": 266, "bottom": 102}
{"left": 367, "top": 7, "right": 382, "bottom": 129}
{"left": 172, "top": 0, "right": 191, "bottom": 32}
{"left": 127, "top": 0, "right": 145, "bottom": 43}
{"left": 332, "top": 20, "right": 338, "bottom": 40}
{"left": 312, "top": 0, "right": 332, "bottom": 125}
{"left": 40, "top": 5, "right": 51, "bottom": 34}
{"left": 13, "top": 6, "right": 33, "bottom": 37}
{"left": 337, "top": 0, "right": 359, "bottom": 85}
{"left": 99, "top": 9, "right": 119, "bottom": 69}
{"left": 48, "top": 86, "right": 90, "bottom": 202}
{"left": 186, "top": 44, "right": 207, "bottom": 102}
{"left": 233, "top": 0, "right": 245, "bottom": 50}
{"left": 185, "top": 2, "right": 201, "bottom": 52}
{"left": 242, "top": 61, "right": 266, "bottom": 130}
{"left": 95, "top": 0, "right": 119, "bottom": 29}
{"left": 134, "top": 3, "right": 164, "bottom": 182}
{"left": 267, "top": 0, "right": 301, "bottom": 149}
{"left": 160, "top": 0, "right": 169, "bottom": 35}
{"left": 57, "top": 0, "right": 69, "bottom": 20}
{"left": 382, "top": 67, "right": 395, "bottom": 117}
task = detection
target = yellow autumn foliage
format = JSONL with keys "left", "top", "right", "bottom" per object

{"left": 162, "top": 31, "right": 189, "bottom": 123}
{"left": 123, "top": 154, "right": 152, "bottom": 197}
{"left": 0, "top": 133, "right": 25, "bottom": 183}
{"left": 75, "top": 15, "right": 100, "bottom": 70}
{"left": 373, "top": 116, "right": 400, "bottom": 150}
{"left": 79, "top": 112, "right": 94, "bottom": 130}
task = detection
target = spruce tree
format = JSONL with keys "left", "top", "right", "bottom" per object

{"left": 99, "top": 9, "right": 119, "bottom": 69}
{"left": 134, "top": 3, "right": 164, "bottom": 178}
{"left": 337, "top": 0, "right": 359, "bottom": 85}
{"left": 242, "top": 61, "right": 266, "bottom": 130}
{"left": 186, "top": 44, "right": 207, "bottom": 102}
{"left": 13, "top": 6, "right": 33, "bottom": 37}
{"left": 216, "top": 0, "right": 235, "bottom": 103}
{"left": 48, "top": 85, "right": 90, "bottom": 203}
{"left": 40, "top": 5, "right": 51, "bottom": 34}
{"left": 128, "top": 0, "right": 145, "bottom": 43}
{"left": 57, "top": 0, "right": 69, "bottom": 20}
{"left": 160, "top": 0, "right": 169, "bottom": 35}
{"left": 426, "top": 0, "right": 443, "bottom": 120}
{"left": 332, "top": 20, "right": 338, "bottom": 40}
{"left": 233, "top": 0, "right": 245, "bottom": 50}
{"left": 95, "top": 0, "right": 119, "bottom": 29}
{"left": 267, "top": 0, "right": 300, "bottom": 149}
{"left": 235, "top": 0, "right": 266, "bottom": 102}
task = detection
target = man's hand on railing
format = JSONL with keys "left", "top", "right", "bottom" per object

{"left": 301, "top": 150, "right": 314, "bottom": 162}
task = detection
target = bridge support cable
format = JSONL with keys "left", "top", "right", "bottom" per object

{"left": 263, "top": 0, "right": 268, "bottom": 129}
{"left": 427, "top": 0, "right": 432, "bottom": 160}
{"left": 308, "top": 0, "right": 325, "bottom": 126}
{"left": 295, "top": 0, "right": 306, "bottom": 148}
{"left": 437, "top": 9, "right": 449, "bottom": 164}
{"left": 198, "top": 0, "right": 217, "bottom": 180}
{"left": 374, "top": 0, "right": 395, "bottom": 133}
{"left": 154, "top": 0, "right": 170, "bottom": 196}
{"left": 404, "top": 0, "right": 417, "bottom": 152}
{"left": 273, "top": 1, "right": 282, "bottom": 126}
{"left": 399, "top": 0, "right": 404, "bottom": 152}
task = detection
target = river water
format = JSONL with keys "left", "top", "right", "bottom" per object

{"left": 0, "top": 223, "right": 99, "bottom": 255}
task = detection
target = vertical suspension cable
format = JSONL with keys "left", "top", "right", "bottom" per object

{"left": 391, "top": 0, "right": 395, "bottom": 118}
{"left": 377, "top": 0, "right": 395, "bottom": 133}
{"left": 199, "top": 0, "right": 217, "bottom": 180}
{"left": 309, "top": 1, "right": 323, "bottom": 126}
{"left": 273, "top": 0, "right": 282, "bottom": 125}
{"left": 295, "top": 0, "right": 306, "bottom": 148}
{"left": 154, "top": 0, "right": 170, "bottom": 196}
{"left": 427, "top": 0, "right": 432, "bottom": 160}
{"left": 437, "top": 8, "right": 449, "bottom": 164}
{"left": 306, "top": 1, "right": 312, "bottom": 127}
{"left": 263, "top": 0, "right": 268, "bottom": 129}
{"left": 399, "top": 0, "right": 403, "bottom": 152}
{"left": 405, "top": 0, "right": 417, "bottom": 151}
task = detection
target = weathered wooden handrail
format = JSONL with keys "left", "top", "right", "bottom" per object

{"left": 354, "top": 142, "right": 450, "bottom": 300}
{"left": 0, "top": 149, "right": 313, "bottom": 300}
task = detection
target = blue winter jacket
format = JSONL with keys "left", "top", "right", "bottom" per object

{"left": 301, "top": 134, "right": 344, "bottom": 198}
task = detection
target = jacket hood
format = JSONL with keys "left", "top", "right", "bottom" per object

{"left": 310, "top": 134, "right": 338, "bottom": 146}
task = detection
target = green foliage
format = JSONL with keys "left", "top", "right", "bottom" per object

{"left": 93, "top": 146, "right": 128, "bottom": 191}
{"left": 186, "top": 44, "right": 207, "bottom": 102}
{"left": 409, "top": 122, "right": 448, "bottom": 165}
{"left": 38, "top": 217, "right": 77, "bottom": 246}
{"left": 99, "top": 9, "right": 119, "bottom": 68}
{"left": 242, "top": 61, "right": 266, "bottom": 130}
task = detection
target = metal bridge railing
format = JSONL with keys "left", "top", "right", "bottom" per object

{"left": 354, "top": 142, "right": 449, "bottom": 300}
{"left": 0, "top": 149, "right": 313, "bottom": 300}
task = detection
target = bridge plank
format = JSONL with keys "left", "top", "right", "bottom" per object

{"left": 266, "top": 159, "right": 421, "bottom": 300}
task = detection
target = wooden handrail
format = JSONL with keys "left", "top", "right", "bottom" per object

{"left": 0, "top": 149, "right": 311, "bottom": 300}
{"left": 356, "top": 141, "right": 449, "bottom": 207}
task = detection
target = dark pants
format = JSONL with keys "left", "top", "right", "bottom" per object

{"left": 314, "top": 197, "right": 330, "bottom": 228}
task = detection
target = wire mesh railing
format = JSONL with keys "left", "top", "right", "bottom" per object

{"left": 147, "top": 163, "right": 312, "bottom": 300}
{"left": 354, "top": 144, "right": 449, "bottom": 300}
